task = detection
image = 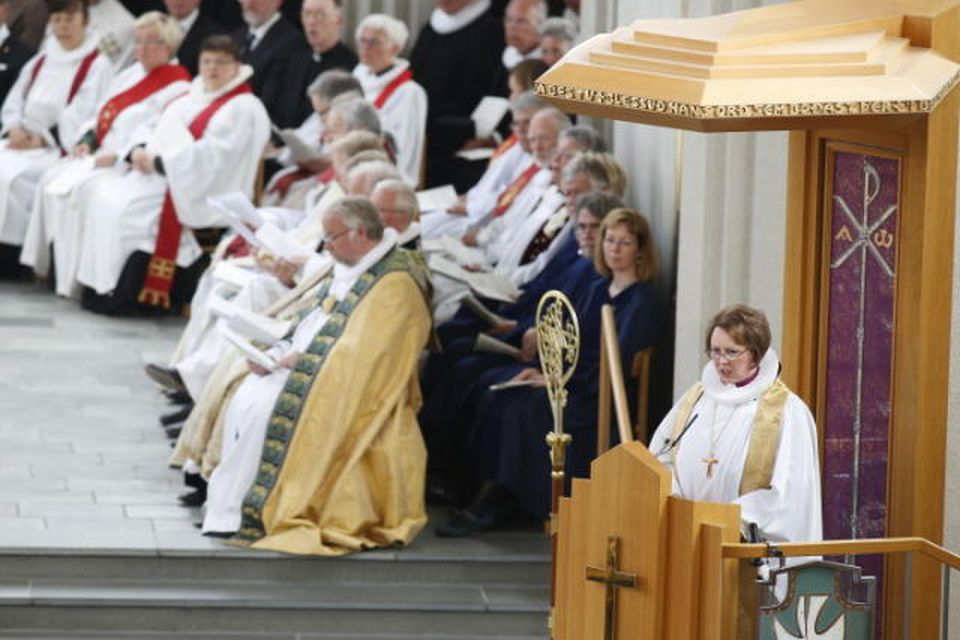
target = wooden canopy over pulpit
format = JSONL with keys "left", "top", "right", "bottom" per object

{"left": 538, "top": 1, "right": 960, "bottom": 637}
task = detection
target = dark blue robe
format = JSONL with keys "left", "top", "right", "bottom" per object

{"left": 468, "top": 278, "right": 662, "bottom": 518}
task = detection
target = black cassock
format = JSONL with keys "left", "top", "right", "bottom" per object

{"left": 232, "top": 16, "right": 308, "bottom": 126}
{"left": 0, "top": 32, "right": 33, "bottom": 108}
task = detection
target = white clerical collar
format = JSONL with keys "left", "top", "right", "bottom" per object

{"left": 191, "top": 64, "right": 253, "bottom": 102}
{"left": 331, "top": 228, "right": 398, "bottom": 295}
{"left": 396, "top": 221, "right": 420, "bottom": 247}
{"left": 501, "top": 44, "right": 541, "bottom": 69}
{"left": 353, "top": 59, "right": 410, "bottom": 95}
{"left": 178, "top": 9, "right": 199, "bottom": 35}
{"left": 700, "top": 348, "right": 780, "bottom": 406}
{"left": 430, "top": 0, "right": 491, "bottom": 35}
{"left": 46, "top": 29, "right": 100, "bottom": 62}
{"left": 249, "top": 12, "right": 281, "bottom": 49}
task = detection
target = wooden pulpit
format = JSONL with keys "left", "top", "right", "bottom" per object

{"left": 553, "top": 442, "right": 740, "bottom": 640}
{"left": 539, "top": 2, "right": 960, "bottom": 636}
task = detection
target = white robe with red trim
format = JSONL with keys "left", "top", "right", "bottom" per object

{"left": 75, "top": 66, "right": 270, "bottom": 294}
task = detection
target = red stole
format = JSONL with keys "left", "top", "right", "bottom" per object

{"left": 95, "top": 64, "right": 190, "bottom": 145}
{"left": 372, "top": 68, "right": 413, "bottom": 109}
{"left": 24, "top": 50, "right": 99, "bottom": 105}
{"left": 492, "top": 162, "right": 538, "bottom": 218}
{"left": 138, "top": 83, "right": 253, "bottom": 309}
{"left": 489, "top": 134, "right": 517, "bottom": 163}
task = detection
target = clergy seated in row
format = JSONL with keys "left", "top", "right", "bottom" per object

{"left": 166, "top": 183, "right": 422, "bottom": 506}
{"left": 261, "top": 69, "right": 362, "bottom": 205}
{"left": 420, "top": 190, "right": 624, "bottom": 506}
{"left": 165, "top": 0, "right": 227, "bottom": 77}
{"left": 260, "top": 0, "right": 356, "bottom": 131}
{"left": 0, "top": 0, "right": 113, "bottom": 270}
{"left": 20, "top": 11, "right": 190, "bottom": 298}
{"left": 188, "top": 196, "right": 433, "bottom": 554}
{"left": 500, "top": 0, "right": 546, "bottom": 72}
{"left": 538, "top": 16, "right": 575, "bottom": 67}
{"left": 0, "top": 0, "right": 36, "bottom": 109}
{"left": 88, "top": 0, "right": 136, "bottom": 72}
{"left": 425, "top": 208, "right": 662, "bottom": 536}
{"left": 146, "top": 142, "right": 406, "bottom": 434}
{"left": 352, "top": 14, "right": 426, "bottom": 187}
{"left": 231, "top": 0, "right": 308, "bottom": 127}
{"left": 649, "top": 304, "right": 822, "bottom": 549}
{"left": 409, "top": 0, "right": 506, "bottom": 189}
{"left": 421, "top": 90, "right": 551, "bottom": 240}
{"left": 74, "top": 34, "right": 270, "bottom": 314}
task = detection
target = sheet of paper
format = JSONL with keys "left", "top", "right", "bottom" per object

{"left": 206, "top": 197, "right": 261, "bottom": 247}
{"left": 255, "top": 223, "right": 313, "bottom": 262}
{"left": 470, "top": 96, "right": 510, "bottom": 140}
{"left": 456, "top": 147, "right": 495, "bottom": 162}
{"left": 221, "top": 326, "right": 278, "bottom": 371}
{"left": 154, "top": 115, "right": 194, "bottom": 157}
{"left": 228, "top": 307, "right": 292, "bottom": 343}
{"left": 212, "top": 260, "right": 257, "bottom": 290}
{"left": 207, "top": 192, "right": 264, "bottom": 228}
{"left": 45, "top": 157, "right": 97, "bottom": 196}
{"left": 489, "top": 379, "right": 541, "bottom": 391}
{"left": 427, "top": 254, "right": 520, "bottom": 303}
{"left": 420, "top": 238, "right": 444, "bottom": 253}
{"left": 474, "top": 333, "right": 521, "bottom": 359}
{"left": 440, "top": 235, "right": 486, "bottom": 267}
{"left": 416, "top": 185, "right": 458, "bottom": 212}
{"left": 274, "top": 126, "right": 324, "bottom": 164}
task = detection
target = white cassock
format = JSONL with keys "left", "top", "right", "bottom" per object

{"left": 491, "top": 185, "right": 569, "bottom": 285}
{"left": 75, "top": 66, "right": 270, "bottom": 295}
{"left": 420, "top": 139, "right": 530, "bottom": 239}
{"left": 353, "top": 59, "right": 427, "bottom": 187}
{"left": 87, "top": 0, "right": 135, "bottom": 72}
{"left": 202, "top": 229, "right": 400, "bottom": 534}
{"left": 648, "top": 349, "right": 823, "bottom": 546}
{"left": 0, "top": 32, "right": 113, "bottom": 245}
{"left": 20, "top": 62, "right": 190, "bottom": 296}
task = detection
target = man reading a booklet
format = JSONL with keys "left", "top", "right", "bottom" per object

{"left": 199, "top": 196, "right": 433, "bottom": 556}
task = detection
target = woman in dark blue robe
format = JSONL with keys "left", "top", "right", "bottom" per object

{"left": 437, "top": 207, "right": 662, "bottom": 535}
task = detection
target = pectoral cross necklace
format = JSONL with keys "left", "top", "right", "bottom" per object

{"left": 704, "top": 406, "right": 737, "bottom": 478}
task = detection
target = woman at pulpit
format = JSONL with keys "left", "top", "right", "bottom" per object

{"left": 648, "top": 304, "right": 822, "bottom": 545}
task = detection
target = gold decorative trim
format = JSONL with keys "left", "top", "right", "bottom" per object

{"left": 535, "top": 69, "right": 960, "bottom": 119}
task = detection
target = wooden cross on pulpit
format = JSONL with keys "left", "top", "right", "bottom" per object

{"left": 585, "top": 535, "right": 638, "bottom": 640}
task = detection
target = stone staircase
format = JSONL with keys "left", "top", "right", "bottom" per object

{"left": 0, "top": 527, "right": 550, "bottom": 639}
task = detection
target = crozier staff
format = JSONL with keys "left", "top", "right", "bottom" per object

{"left": 649, "top": 304, "right": 822, "bottom": 545}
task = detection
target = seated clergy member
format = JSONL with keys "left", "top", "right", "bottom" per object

{"left": 538, "top": 16, "right": 575, "bottom": 66}
{"left": 0, "top": 0, "right": 113, "bottom": 260}
{"left": 649, "top": 304, "right": 822, "bottom": 545}
{"left": 501, "top": 0, "right": 545, "bottom": 70}
{"left": 0, "top": 0, "right": 35, "bottom": 107}
{"left": 436, "top": 208, "right": 662, "bottom": 535}
{"left": 75, "top": 34, "right": 270, "bottom": 311}
{"left": 352, "top": 14, "right": 426, "bottom": 187}
{"left": 165, "top": 0, "right": 225, "bottom": 76}
{"left": 370, "top": 178, "right": 421, "bottom": 250}
{"left": 202, "top": 197, "right": 433, "bottom": 555}
{"left": 21, "top": 11, "right": 191, "bottom": 297}
{"left": 262, "top": 0, "right": 356, "bottom": 131}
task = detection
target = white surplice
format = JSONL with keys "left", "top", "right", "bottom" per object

{"left": 0, "top": 32, "right": 113, "bottom": 244}
{"left": 75, "top": 66, "right": 270, "bottom": 295}
{"left": 353, "top": 60, "right": 427, "bottom": 187}
{"left": 420, "top": 140, "right": 531, "bottom": 239}
{"left": 648, "top": 349, "right": 822, "bottom": 545}
{"left": 20, "top": 62, "right": 190, "bottom": 294}
{"left": 202, "top": 229, "right": 399, "bottom": 534}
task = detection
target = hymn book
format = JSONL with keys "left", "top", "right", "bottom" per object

{"left": 461, "top": 293, "right": 511, "bottom": 326}
{"left": 474, "top": 333, "right": 522, "bottom": 359}
{"left": 416, "top": 185, "right": 458, "bottom": 212}
{"left": 272, "top": 126, "right": 324, "bottom": 164}
{"left": 221, "top": 326, "right": 279, "bottom": 372}
{"left": 427, "top": 254, "right": 521, "bottom": 303}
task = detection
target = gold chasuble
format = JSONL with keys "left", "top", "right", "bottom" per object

{"left": 230, "top": 248, "right": 433, "bottom": 555}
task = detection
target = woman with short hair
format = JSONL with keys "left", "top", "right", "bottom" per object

{"left": 648, "top": 303, "right": 822, "bottom": 546}
{"left": 352, "top": 13, "right": 427, "bottom": 187}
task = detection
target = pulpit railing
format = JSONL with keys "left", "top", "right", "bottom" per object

{"left": 700, "top": 534, "right": 960, "bottom": 640}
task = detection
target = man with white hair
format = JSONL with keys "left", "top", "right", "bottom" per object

{"left": 371, "top": 178, "right": 421, "bottom": 249}
{"left": 501, "top": 0, "right": 546, "bottom": 70}
{"left": 343, "top": 158, "right": 401, "bottom": 197}
{"left": 264, "top": 0, "right": 356, "bottom": 130}
{"left": 353, "top": 14, "right": 426, "bottom": 187}
{"left": 232, "top": 0, "right": 307, "bottom": 124}
{"left": 539, "top": 16, "right": 576, "bottom": 66}
{"left": 201, "top": 196, "right": 433, "bottom": 557}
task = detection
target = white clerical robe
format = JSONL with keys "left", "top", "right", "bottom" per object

{"left": 20, "top": 62, "right": 190, "bottom": 295}
{"left": 492, "top": 186, "right": 567, "bottom": 282}
{"left": 0, "top": 32, "right": 113, "bottom": 244}
{"left": 420, "top": 141, "right": 531, "bottom": 239}
{"left": 353, "top": 60, "right": 427, "bottom": 187}
{"left": 648, "top": 349, "right": 822, "bottom": 545}
{"left": 202, "top": 230, "right": 399, "bottom": 533}
{"left": 88, "top": 0, "right": 135, "bottom": 72}
{"left": 75, "top": 66, "right": 270, "bottom": 295}
{"left": 474, "top": 166, "right": 552, "bottom": 257}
